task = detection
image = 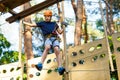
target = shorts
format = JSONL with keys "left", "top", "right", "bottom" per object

{"left": 45, "top": 37, "right": 60, "bottom": 48}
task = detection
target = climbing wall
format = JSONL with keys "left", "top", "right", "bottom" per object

{"left": 112, "top": 32, "right": 120, "bottom": 80}
{"left": 3, "top": 33, "right": 120, "bottom": 80}
{"left": 0, "top": 62, "right": 23, "bottom": 80}
{"left": 68, "top": 38, "right": 110, "bottom": 80}
{"left": 27, "top": 38, "right": 111, "bottom": 80}
{"left": 27, "top": 54, "right": 62, "bottom": 80}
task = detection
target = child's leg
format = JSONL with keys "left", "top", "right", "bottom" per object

{"left": 54, "top": 46, "right": 65, "bottom": 75}
{"left": 54, "top": 46, "right": 62, "bottom": 67}
{"left": 35, "top": 38, "right": 51, "bottom": 71}
{"left": 53, "top": 40, "right": 65, "bottom": 75}
{"left": 41, "top": 45, "right": 51, "bottom": 63}
{"left": 41, "top": 38, "right": 52, "bottom": 63}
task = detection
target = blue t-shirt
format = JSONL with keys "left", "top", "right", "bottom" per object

{"left": 36, "top": 21, "right": 58, "bottom": 36}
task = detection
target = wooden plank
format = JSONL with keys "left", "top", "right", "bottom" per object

{"left": 9, "top": 10, "right": 17, "bottom": 15}
{"left": 112, "top": 33, "right": 120, "bottom": 80}
{"left": 6, "top": 0, "right": 63, "bottom": 23}
{"left": 0, "top": 62, "right": 23, "bottom": 80}
{"left": 27, "top": 54, "right": 62, "bottom": 80}
{"left": 0, "top": 0, "right": 30, "bottom": 12}
{"left": 68, "top": 38, "right": 111, "bottom": 80}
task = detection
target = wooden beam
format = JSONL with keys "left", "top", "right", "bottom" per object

{"left": 9, "top": 10, "right": 17, "bottom": 15}
{"left": 6, "top": 0, "right": 63, "bottom": 23}
{"left": 0, "top": 3, "right": 6, "bottom": 12}
{"left": 0, "top": 0, "right": 30, "bottom": 12}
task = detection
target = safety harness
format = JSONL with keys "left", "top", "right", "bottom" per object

{"left": 45, "top": 33, "right": 61, "bottom": 44}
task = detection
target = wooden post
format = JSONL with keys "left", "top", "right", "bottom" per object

{"left": 57, "top": 1, "right": 69, "bottom": 80}
{"left": 99, "top": 0, "right": 114, "bottom": 71}
{"left": 63, "top": 25, "right": 69, "bottom": 80}
{"left": 61, "top": 1, "right": 69, "bottom": 80}
{"left": 18, "top": 20, "right": 23, "bottom": 80}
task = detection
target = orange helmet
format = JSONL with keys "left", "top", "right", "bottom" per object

{"left": 44, "top": 10, "right": 52, "bottom": 16}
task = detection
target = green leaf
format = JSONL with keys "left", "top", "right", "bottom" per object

{"left": 5, "top": 41, "right": 11, "bottom": 48}
{"left": 0, "top": 48, "right": 2, "bottom": 56}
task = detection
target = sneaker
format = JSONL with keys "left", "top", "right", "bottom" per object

{"left": 35, "top": 62, "right": 43, "bottom": 71}
{"left": 58, "top": 67, "right": 65, "bottom": 75}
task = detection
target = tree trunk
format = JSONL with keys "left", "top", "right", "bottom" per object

{"left": 105, "top": 0, "right": 115, "bottom": 35}
{"left": 109, "top": 0, "right": 115, "bottom": 34}
{"left": 106, "top": 0, "right": 111, "bottom": 35}
{"left": 71, "top": 0, "right": 77, "bottom": 15}
{"left": 82, "top": 4, "right": 88, "bottom": 43}
{"left": 23, "top": 2, "right": 34, "bottom": 80}
{"left": 23, "top": 2, "right": 34, "bottom": 60}
{"left": 71, "top": 0, "right": 83, "bottom": 46}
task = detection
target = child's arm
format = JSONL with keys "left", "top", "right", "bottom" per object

{"left": 57, "top": 28, "right": 64, "bottom": 34}
{"left": 23, "top": 21, "right": 37, "bottom": 27}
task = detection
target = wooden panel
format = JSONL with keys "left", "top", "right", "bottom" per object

{"left": 28, "top": 53, "right": 62, "bottom": 80}
{"left": 6, "top": 0, "right": 63, "bottom": 23}
{"left": 112, "top": 32, "right": 120, "bottom": 80}
{"left": 0, "top": 0, "right": 30, "bottom": 12}
{"left": 0, "top": 54, "right": 62, "bottom": 80}
{"left": 0, "top": 38, "right": 112, "bottom": 80}
{"left": 68, "top": 38, "right": 110, "bottom": 80}
{"left": 0, "top": 62, "right": 23, "bottom": 80}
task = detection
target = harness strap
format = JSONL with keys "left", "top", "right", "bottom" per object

{"left": 50, "top": 38, "right": 57, "bottom": 45}
{"left": 45, "top": 34, "right": 61, "bottom": 41}
{"left": 45, "top": 34, "right": 57, "bottom": 38}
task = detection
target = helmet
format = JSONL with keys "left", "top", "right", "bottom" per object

{"left": 44, "top": 10, "right": 52, "bottom": 16}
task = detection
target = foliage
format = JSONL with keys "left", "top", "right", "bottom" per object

{"left": 86, "top": 22, "right": 104, "bottom": 41}
{"left": 85, "top": 0, "right": 120, "bottom": 16}
{"left": 111, "top": 54, "right": 118, "bottom": 80}
{"left": 104, "top": 0, "right": 120, "bottom": 16}
{"left": 0, "top": 33, "right": 25, "bottom": 65}
{"left": 108, "top": 35, "right": 118, "bottom": 80}
{"left": 0, "top": 33, "right": 10, "bottom": 48}
{"left": 96, "top": 19, "right": 103, "bottom": 27}
{"left": 96, "top": 19, "right": 104, "bottom": 32}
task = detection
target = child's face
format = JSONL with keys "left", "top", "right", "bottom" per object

{"left": 44, "top": 16, "right": 51, "bottom": 22}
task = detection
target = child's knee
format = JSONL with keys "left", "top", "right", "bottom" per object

{"left": 45, "top": 45, "right": 51, "bottom": 51}
{"left": 54, "top": 46, "right": 59, "bottom": 51}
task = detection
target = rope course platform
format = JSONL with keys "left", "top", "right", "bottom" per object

{"left": 0, "top": 33, "right": 120, "bottom": 80}
{"left": 0, "top": 0, "right": 120, "bottom": 80}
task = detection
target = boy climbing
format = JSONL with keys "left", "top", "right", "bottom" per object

{"left": 23, "top": 10, "right": 65, "bottom": 75}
